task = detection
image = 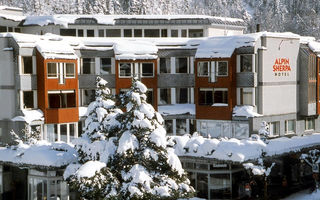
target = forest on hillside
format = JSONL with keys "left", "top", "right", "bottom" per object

{"left": 2, "top": 0, "right": 320, "bottom": 38}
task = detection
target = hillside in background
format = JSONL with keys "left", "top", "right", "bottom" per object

{"left": 1, "top": 0, "right": 320, "bottom": 38}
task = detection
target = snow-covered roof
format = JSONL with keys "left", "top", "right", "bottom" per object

{"left": 36, "top": 39, "right": 77, "bottom": 60}
{"left": 232, "top": 105, "right": 262, "bottom": 118}
{"left": 0, "top": 32, "right": 302, "bottom": 60}
{"left": 0, "top": 6, "right": 23, "bottom": 11}
{"left": 158, "top": 104, "right": 195, "bottom": 116}
{"left": 114, "top": 40, "right": 158, "bottom": 60}
{"left": 195, "top": 31, "right": 300, "bottom": 58}
{"left": 0, "top": 141, "right": 77, "bottom": 168}
{"left": 172, "top": 133, "right": 320, "bottom": 163}
{"left": 0, "top": 13, "right": 25, "bottom": 22}
{"left": 11, "top": 109, "right": 44, "bottom": 124}
{"left": 22, "top": 15, "right": 245, "bottom": 28}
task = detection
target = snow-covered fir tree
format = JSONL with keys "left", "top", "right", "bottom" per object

{"left": 64, "top": 77, "right": 194, "bottom": 199}
{"left": 112, "top": 77, "right": 194, "bottom": 199}
{"left": 64, "top": 77, "right": 122, "bottom": 199}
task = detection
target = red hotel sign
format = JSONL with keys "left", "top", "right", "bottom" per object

{"left": 273, "top": 58, "right": 291, "bottom": 76}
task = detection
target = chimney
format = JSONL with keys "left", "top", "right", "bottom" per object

{"left": 256, "top": 24, "right": 261, "bottom": 32}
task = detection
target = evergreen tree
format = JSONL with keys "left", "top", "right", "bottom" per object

{"left": 111, "top": 77, "right": 194, "bottom": 199}
{"left": 64, "top": 77, "right": 122, "bottom": 199}
{"left": 65, "top": 77, "right": 193, "bottom": 199}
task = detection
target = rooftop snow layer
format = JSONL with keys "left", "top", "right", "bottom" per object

{"left": 158, "top": 104, "right": 195, "bottom": 116}
{"left": 0, "top": 141, "right": 77, "bottom": 168}
{"left": 11, "top": 109, "right": 44, "bottom": 124}
{"left": 0, "top": 6, "right": 23, "bottom": 11}
{"left": 0, "top": 13, "right": 25, "bottom": 22}
{"left": 172, "top": 133, "right": 320, "bottom": 163}
{"left": 113, "top": 40, "right": 158, "bottom": 60}
{"left": 36, "top": 39, "right": 77, "bottom": 60}
{"left": 196, "top": 32, "right": 300, "bottom": 58}
{"left": 22, "top": 15, "right": 245, "bottom": 28}
{"left": 232, "top": 105, "right": 262, "bottom": 118}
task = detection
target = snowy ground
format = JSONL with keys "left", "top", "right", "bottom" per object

{"left": 282, "top": 189, "right": 320, "bottom": 200}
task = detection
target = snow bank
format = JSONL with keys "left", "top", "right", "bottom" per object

{"left": 11, "top": 109, "right": 44, "bottom": 124}
{"left": 158, "top": 104, "right": 195, "bottom": 116}
{"left": 0, "top": 140, "right": 77, "bottom": 167}
{"left": 172, "top": 133, "right": 320, "bottom": 163}
{"left": 282, "top": 189, "right": 320, "bottom": 200}
{"left": 232, "top": 105, "right": 262, "bottom": 118}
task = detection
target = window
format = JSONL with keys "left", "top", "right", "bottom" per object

{"left": 78, "top": 29, "right": 84, "bottom": 37}
{"left": 306, "top": 118, "right": 315, "bottom": 131}
{"left": 65, "top": 63, "right": 75, "bottom": 78}
{"left": 86, "top": 29, "right": 94, "bottom": 37}
{"left": 119, "top": 63, "right": 132, "bottom": 77}
{"left": 181, "top": 29, "right": 187, "bottom": 37}
{"left": 213, "top": 88, "right": 228, "bottom": 105}
{"left": 176, "top": 88, "right": 190, "bottom": 104}
{"left": 171, "top": 29, "right": 178, "bottom": 37}
{"left": 146, "top": 89, "right": 153, "bottom": 105}
{"left": 199, "top": 88, "right": 228, "bottom": 106}
{"left": 60, "top": 124, "right": 67, "bottom": 142}
{"left": 159, "top": 89, "right": 171, "bottom": 104}
{"left": 176, "top": 57, "right": 188, "bottom": 73}
{"left": 144, "top": 29, "right": 160, "bottom": 37}
{"left": 160, "top": 58, "right": 170, "bottom": 73}
{"left": 176, "top": 119, "right": 187, "bottom": 135}
{"left": 161, "top": 29, "right": 167, "bottom": 37}
{"left": 47, "top": 63, "right": 57, "bottom": 78}
{"left": 124, "top": 29, "right": 132, "bottom": 37}
{"left": 198, "top": 62, "right": 209, "bottom": 76}
{"left": 28, "top": 170, "right": 70, "bottom": 200}
{"left": 199, "top": 88, "right": 213, "bottom": 105}
{"left": 48, "top": 90, "right": 76, "bottom": 108}
{"left": 81, "top": 89, "right": 95, "bottom": 106}
{"left": 22, "top": 56, "right": 33, "bottom": 74}
{"left": 100, "top": 58, "right": 112, "bottom": 74}
{"left": 164, "top": 120, "right": 173, "bottom": 134}
{"left": 0, "top": 26, "right": 6, "bottom": 32}
{"left": 98, "top": 29, "right": 104, "bottom": 37}
{"left": 217, "top": 61, "right": 228, "bottom": 76}
{"left": 134, "top": 29, "right": 142, "bottom": 37}
{"left": 14, "top": 28, "right": 21, "bottom": 33}
{"left": 240, "top": 54, "right": 253, "bottom": 72}
{"left": 60, "top": 29, "right": 76, "bottom": 36}
{"left": 189, "top": 29, "right": 203, "bottom": 37}
{"left": 269, "top": 121, "right": 280, "bottom": 136}
{"left": 8, "top": 27, "right": 13, "bottom": 32}
{"left": 47, "top": 123, "right": 76, "bottom": 143}
{"left": 82, "top": 58, "right": 95, "bottom": 74}
{"left": 285, "top": 120, "right": 295, "bottom": 134}
{"left": 210, "top": 174, "right": 231, "bottom": 199}
{"left": 23, "top": 91, "right": 34, "bottom": 109}
{"left": 141, "top": 63, "right": 154, "bottom": 77}
{"left": 106, "top": 29, "right": 121, "bottom": 37}
{"left": 240, "top": 88, "right": 253, "bottom": 105}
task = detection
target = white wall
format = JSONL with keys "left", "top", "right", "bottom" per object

{"left": 259, "top": 36, "right": 300, "bottom": 115}
{"left": 0, "top": 90, "right": 16, "bottom": 119}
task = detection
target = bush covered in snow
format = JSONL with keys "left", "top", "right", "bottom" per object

{"left": 64, "top": 77, "right": 194, "bottom": 199}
